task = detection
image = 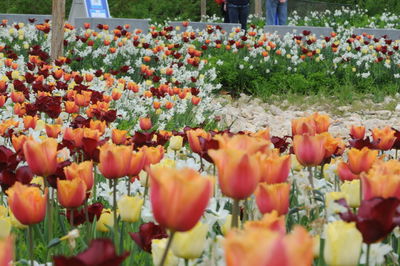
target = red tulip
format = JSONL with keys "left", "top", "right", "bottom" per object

{"left": 129, "top": 222, "right": 168, "bottom": 253}
{"left": 98, "top": 143, "right": 132, "bottom": 179}
{"left": 293, "top": 134, "right": 326, "bottom": 166}
{"left": 23, "top": 138, "right": 58, "bottom": 177}
{"left": 255, "top": 183, "right": 290, "bottom": 215}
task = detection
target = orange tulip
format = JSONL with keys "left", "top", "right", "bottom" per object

{"left": 214, "top": 134, "right": 270, "bottom": 155}
{"left": 347, "top": 147, "right": 378, "bottom": 175}
{"left": 258, "top": 152, "right": 291, "bottom": 184}
{"left": 10, "top": 91, "right": 25, "bottom": 103}
{"left": 139, "top": 117, "right": 152, "bottom": 131}
{"left": 45, "top": 124, "right": 62, "bottom": 138}
{"left": 6, "top": 182, "right": 47, "bottom": 225}
{"left": 244, "top": 211, "right": 286, "bottom": 234}
{"left": 224, "top": 226, "right": 313, "bottom": 266}
{"left": 291, "top": 117, "right": 316, "bottom": 136}
{"left": 251, "top": 128, "right": 270, "bottom": 141}
{"left": 64, "top": 101, "right": 79, "bottom": 114}
{"left": 293, "top": 134, "right": 326, "bottom": 166}
{"left": 89, "top": 120, "right": 106, "bottom": 134}
{"left": 186, "top": 129, "right": 211, "bottom": 154}
{"left": 57, "top": 178, "right": 87, "bottom": 208}
{"left": 209, "top": 148, "right": 260, "bottom": 199}
{"left": 321, "top": 132, "right": 345, "bottom": 159}
{"left": 64, "top": 161, "right": 94, "bottom": 190}
{"left": 127, "top": 151, "right": 145, "bottom": 177}
{"left": 0, "top": 236, "right": 13, "bottom": 266}
{"left": 111, "top": 129, "right": 128, "bottom": 145}
{"left": 0, "top": 95, "right": 6, "bottom": 107}
{"left": 311, "top": 112, "right": 330, "bottom": 133}
{"left": 99, "top": 143, "right": 132, "bottom": 179}
{"left": 255, "top": 183, "right": 290, "bottom": 215}
{"left": 149, "top": 166, "right": 213, "bottom": 232}
{"left": 141, "top": 145, "right": 165, "bottom": 167}
{"left": 23, "top": 138, "right": 58, "bottom": 177}
{"left": 337, "top": 161, "right": 359, "bottom": 181}
{"left": 371, "top": 126, "right": 396, "bottom": 150}
{"left": 23, "top": 115, "right": 38, "bottom": 130}
{"left": 350, "top": 125, "right": 365, "bottom": 139}
{"left": 12, "top": 134, "right": 30, "bottom": 152}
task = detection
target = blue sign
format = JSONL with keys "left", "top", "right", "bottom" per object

{"left": 85, "top": 0, "right": 111, "bottom": 18}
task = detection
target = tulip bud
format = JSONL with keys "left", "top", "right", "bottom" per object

{"left": 139, "top": 117, "right": 152, "bottom": 131}
{"left": 324, "top": 221, "right": 362, "bottom": 266}
{"left": 171, "top": 222, "right": 208, "bottom": 259}
{"left": 169, "top": 136, "right": 183, "bottom": 151}
{"left": 340, "top": 180, "right": 361, "bottom": 208}
{"left": 96, "top": 210, "right": 114, "bottom": 232}
{"left": 117, "top": 195, "right": 143, "bottom": 223}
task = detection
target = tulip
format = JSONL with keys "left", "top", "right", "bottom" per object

{"left": 293, "top": 134, "right": 326, "bottom": 166}
{"left": 361, "top": 173, "right": 400, "bottom": 200}
{"left": 371, "top": 126, "right": 396, "bottom": 150}
{"left": 64, "top": 161, "right": 94, "bottom": 191}
{"left": 323, "top": 221, "right": 362, "bottom": 266}
{"left": 255, "top": 183, "right": 290, "bottom": 216}
{"left": 149, "top": 166, "right": 213, "bottom": 232}
{"left": 127, "top": 151, "right": 145, "bottom": 177}
{"left": 251, "top": 128, "right": 270, "bottom": 141}
{"left": 96, "top": 210, "right": 114, "bottom": 232}
{"left": 23, "top": 138, "right": 58, "bottom": 177}
{"left": 57, "top": 178, "right": 87, "bottom": 209}
{"left": 291, "top": 117, "right": 316, "bottom": 136}
{"left": 64, "top": 101, "right": 79, "bottom": 114}
{"left": 23, "top": 115, "right": 38, "bottom": 130}
{"left": 11, "top": 134, "right": 30, "bottom": 152}
{"left": 224, "top": 226, "right": 313, "bottom": 266}
{"left": 244, "top": 211, "right": 286, "bottom": 234}
{"left": 321, "top": 132, "right": 345, "bottom": 159}
{"left": 337, "top": 161, "right": 359, "bottom": 181}
{"left": 130, "top": 222, "right": 168, "bottom": 253}
{"left": 6, "top": 182, "right": 47, "bottom": 225}
{"left": 111, "top": 129, "right": 128, "bottom": 145}
{"left": 186, "top": 129, "right": 211, "bottom": 154}
{"left": 169, "top": 135, "right": 183, "bottom": 151}
{"left": 117, "top": 195, "right": 143, "bottom": 223}
{"left": 214, "top": 134, "right": 270, "bottom": 155}
{"left": 209, "top": 148, "right": 260, "bottom": 200}
{"left": 98, "top": 143, "right": 132, "bottom": 179}
{"left": 0, "top": 95, "right": 6, "bottom": 108}
{"left": 152, "top": 238, "right": 179, "bottom": 266}
{"left": 0, "top": 236, "right": 13, "bottom": 266}
{"left": 312, "top": 112, "right": 331, "bottom": 133}
{"left": 350, "top": 125, "right": 365, "bottom": 139}
{"left": 258, "top": 152, "right": 291, "bottom": 184}
{"left": 45, "top": 124, "right": 62, "bottom": 138}
{"left": 141, "top": 145, "right": 164, "bottom": 167}
{"left": 139, "top": 117, "right": 152, "bottom": 131}
{"left": 347, "top": 147, "right": 378, "bottom": 175}
{"left": 340, "top": 180, "right": 361, "bottom": 208}
{"left": 171, "top": 222, "right": 208, "bottom": 259}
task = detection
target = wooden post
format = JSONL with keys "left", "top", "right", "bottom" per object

{"left": 200, "top": 0, "right": 206, "bottom": 21}
{"left": 51, "top": 0, "right": 65, "bottom": 61}
{"left": 255, "top": 0, "right": 262, "bottom": 17}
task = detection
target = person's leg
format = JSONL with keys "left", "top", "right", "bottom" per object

{"left": 277, "top": 1, "right": 288, "bottom": 25}
{"left": 266, "top": 0, "right": 277, "bottom": 25}
{"left": 238, "top": 4, "right": 249, "bottom": 30}
{"left": 228, "top": 4, "right": 239, "bottom": 24}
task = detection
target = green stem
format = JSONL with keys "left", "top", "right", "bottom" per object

{"left": 366, "top": 244, "right": 370, "bottom": 266}
{"left": 307, "top": 166, "right": 315, "bottom": 202}
{"left": 231, "top": 199, "right": 240, "bottom": 228}
{"left": 28, "top": 225, "right": 34, "bottom": 266}
{"left": 159, "top": 231, "right": 175, "bottom": 266}
{"left": 119, "top": 221, "right": 125, "bottom": 254}
{"left": 113, "top": 178, "right": 118, "bottom": 244}
{"left": 70, "top": 208, "right": 74, "bottom": 229}
{"left": 143, "top": 173, "right": 149, "bottom": 202}
{"left": 184, "top": 258, "right": 189, "bottom": 266}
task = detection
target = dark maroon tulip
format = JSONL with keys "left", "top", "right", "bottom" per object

{"left": 66, "top": 202, "right": 104, "bottom": 226}
{"left": 53, "top": 238, "right": 129, "bottom": 266}
{"left": 129, "top": 222, "right": 168, "bottom": 253}
{"left": 340, "top": 197, "right": 400, "bottom": 244}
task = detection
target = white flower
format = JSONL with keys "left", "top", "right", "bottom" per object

{"left": 360, "top": 243, "right": 392, "bottom": 266}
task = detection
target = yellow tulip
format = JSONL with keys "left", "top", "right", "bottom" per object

{"left": 169, "top": 136, "right": 183, "bottom": 151}
{"left": 324, "top": 221, "right": 362, "bottom": 266}
{"left": 0, "top": 206, "right": 8, "bottom": 218}
{"left": 325, "top": 192, "right": 346, "bottom": 216}
{"left": 96, "top": 210, "right": 114, "bottom": 232}
{"left": 152, "top": 238, "right": 179, "bottom": 266}
{"left": 117, "top": 195, "right": 143, "bottom": 223}
{"left": 0, "top": 218, "right": 11, "bottom": 239}
{"left": 340, "top": 180, "right": 361, "bottom": 208}
{"left": 171, "top": 222, "right": 208, "bottom": 259}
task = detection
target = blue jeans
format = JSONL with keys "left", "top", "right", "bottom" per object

{"left": 228, "top": 3, "right": 249, "bottom": 30}
{"left": 266, "top": 0, "right": 287, "bottom": 25}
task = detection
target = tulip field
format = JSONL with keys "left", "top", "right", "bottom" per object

{"left": 1, "top": 7, "right": 400, "bottom": 266}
